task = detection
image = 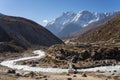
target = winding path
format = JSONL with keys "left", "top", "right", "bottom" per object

{"left": 0, "top": 50, "right": 120, "bottom": 74}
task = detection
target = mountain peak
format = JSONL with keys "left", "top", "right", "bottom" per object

{"left": 46, "top": 11, "right": 119, "bottom": 38}
{"left": 62, "top": 11, "right": 75, "bottom": 16}
{"left": 78, "top": 10, "right": 91, "bottom": 14}
{"left": 78, "top": 13, "right": 120, "bottom": 42}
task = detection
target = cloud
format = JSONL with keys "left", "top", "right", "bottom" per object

{"left": 43, "top": 20, "right": 48, "bottom": 23}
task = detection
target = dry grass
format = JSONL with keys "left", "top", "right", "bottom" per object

{"left": 78, "top": 14, "right": 120, "bottom": 42}
{"left": 0, "top": 77, "right": 16, "bottom": 80}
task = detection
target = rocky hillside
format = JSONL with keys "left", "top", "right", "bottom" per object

{"left": 78, "top": 13, "right": 120, "bottom": 42}
{"left": 46, "top": 44, "right": 120, "bottom": 68}
{"left": 71, "top": 15, "right": 115, "bottom": 37}
{"left": 0, "top": 14, "right": 63, "bottom": 51}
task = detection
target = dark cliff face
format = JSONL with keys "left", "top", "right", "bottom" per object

{"left": 0, "top": 15, "right": 63, "bottom": 49}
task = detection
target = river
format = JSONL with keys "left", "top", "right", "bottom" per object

{"left": 0, "top": 50, "right": 120, "bottom": 75}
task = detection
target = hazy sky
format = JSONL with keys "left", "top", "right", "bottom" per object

{"left": 0, "top": 0, "right": 120, "bottom": 26}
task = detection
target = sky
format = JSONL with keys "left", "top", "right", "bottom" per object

{"left": 0, "top": 0, "right": 120, "bottom": 26}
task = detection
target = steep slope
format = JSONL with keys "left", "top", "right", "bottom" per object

{"left": 71, "top": 14, "right": 117, "bottom": 37}
{"left": 57, "top": 23, "right": 81, "bottom": 38}
{"left": 46, "top": 11, "right": 117, "bottom": 38}
{"left": 0, "top": 15, "right": 63, "bottom": 49}
{"left": 78, "top": 13, "right": 120, "bottom": 42}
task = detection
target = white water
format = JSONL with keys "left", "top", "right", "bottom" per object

{"left": 0, "top": 50, "right": 68, "bottom": 73}
{"left": 0, "top": 50, "right": 120, "bottom": 74}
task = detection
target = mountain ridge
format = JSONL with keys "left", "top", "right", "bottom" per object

{"left": 71, "top": 13, "right": 118, "bottom": 38}
{"left": 46, "top": 11, "right": 120, "bottom": 38}
{"left": 77, "top": 13, "right": 120, "bottom": 42}
{"left": 0, "top": 14, "right": 63, "bottom": 51}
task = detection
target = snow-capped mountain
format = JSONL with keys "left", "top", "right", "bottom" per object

{"left": 46, "top": 11, "right": 76, "bottom": 35}
{"left": 46, "top": 11, "right": 119, "bottom": 38}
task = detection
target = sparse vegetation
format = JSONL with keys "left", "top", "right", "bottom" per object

{"left": 78, "top": 14, "right": 120, "bottom": 42}
{"left": 0, "top": 42, "right": 24, "bottom": 53}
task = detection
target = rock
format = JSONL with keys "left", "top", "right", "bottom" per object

{"left": 91, "top": 51, "right": 96, "bottom": 57}
{"left": 7, "top": 69, "right": 16, "bottom": 74}
{"left": 21, "top": 72, "right": 28, "bottom": 77}
{"left": 15, "top": 71, "right": 27, "bottom": 77}
{"left": 113, "top": 70, "right": 117, "bottom": 72}
{"left": 22, "top": 71, "right": 36, "bottom": 77}
{"left": 22, "top": 62, "right": 27, "bottom": 65}
{"left": 15, "top": 73, "right": 21, "bottom": 76}
{"left": 81, "top": 50, "right": 90, "bottom": 59}
{"left": 30, "top": 64, "right": 36, "bottom": 67}
{"left": 66, "top": 73, "right": 70, "bottom": 76}
{"left": 82, "top": 73, "right": 87, "bottom": 77}
{"left": 112, "top": 73, "right": 115, "bottom": 75}
{"left": 43, "top": 75, "right": 47, "bottom": 78}
{"left": 96, "top": 70, "right": 100, "bottom": 72}
{"left": 29, "top": 71, "right": 35, "bottom": 77}
{"left": 67, "top": 78, "right": 72, "bottom": 80}
{"left": 73, "top": 75, "right": 77, "bottom": 77}
{"left": 81, "top": 50, "right": 87, "bottom": 53}
{"left": 109, "top": 71, "right": 111, "bottom": 73}
{"left": 97, "top": 48, "right": 105, "bottom": 53}
{"left": 15, "top": 70, "right": 25, "bottom": 76}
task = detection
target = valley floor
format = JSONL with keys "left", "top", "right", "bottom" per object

{"left": 0, "top": 71, "right": 120, "bottom": 80}
{"left": 0, "top": 49, "right": 120, "bottom": 80}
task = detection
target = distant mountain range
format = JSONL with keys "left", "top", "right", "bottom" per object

{"left": 46, "top": 11, "right": 120, "bottom": 38}
{"left": 0, "top": 13, "right": 63, "bottom": 52}
{"left": 77, "top": 13, "right": 120, "bottom": 42}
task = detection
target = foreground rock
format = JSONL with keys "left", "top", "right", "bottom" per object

{"left": 45, "top": 44, "right": 120, "bottom": 68}
{"left": 82, "top": 73, "right": 87, "bottom": 77}
{"left": 7, "top": 69, "right": 16, "bottom": 74}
